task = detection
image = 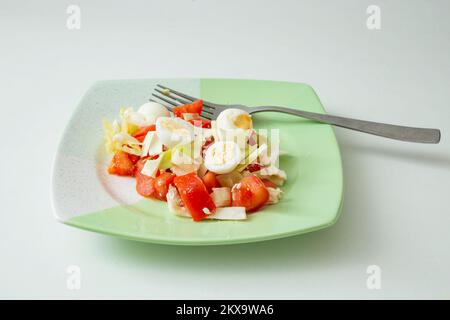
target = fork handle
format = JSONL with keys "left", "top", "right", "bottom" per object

{"left": 251, "top": 106, "right": 441, "bottom": 144}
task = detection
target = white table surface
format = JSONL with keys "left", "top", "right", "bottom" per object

{"left": 1, "top": 0, "right": 449, "bottom": 299}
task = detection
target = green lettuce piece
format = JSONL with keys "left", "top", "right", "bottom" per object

{"left": 159, "top": 149, "right": 172, "bottom": 170}
{"left": 158, "top": 141, "right": 196, "bottom": 170}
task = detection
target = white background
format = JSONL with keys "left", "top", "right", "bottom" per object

{"left": 1, "top": 0, "right": 449, "bottom": 299}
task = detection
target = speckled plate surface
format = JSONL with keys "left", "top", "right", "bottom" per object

{"left": 51, "top": 78, "right": 343, "bottom": 245}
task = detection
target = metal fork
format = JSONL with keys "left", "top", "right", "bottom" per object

{"left": 151, "top": 84, "right": 441, "bottom": 144}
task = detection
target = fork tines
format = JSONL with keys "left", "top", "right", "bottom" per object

{"left": 150, "top": 84, "right": 215, "bottom": 120}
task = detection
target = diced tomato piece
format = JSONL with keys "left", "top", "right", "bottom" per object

{"left": 107, "top": 151, "right": 136, "bottom": 176}
{"left": 202, "top": 139, "right": 214, "bottom": 154}
{"left": 189, "top": 119, "right": 200, "bottom": 126}
{"left": 154, "top": 172, "right": 176, "bottom": 201}
{"left": 262, "top": 179, "right": 277, "bottom": 189}
{"left": 173, "top": 172, "right": 216, "bottom": 221}
{"left": 135, "top": 157, "right": 147, "bottom": 170}
{"left": 133, "top": 124, "right": 156, "bottom": 142}
{"left": 189, "top": 119, "right": 212, "bottom": 129}
{"left": 202, "top": 121, "right": 211, "bottom": 129}
{"left": 128, "top": 154, "right": 141, "bottom": 165}
{"left": 187, "top": 100, "right": 203, "bottom": 114}
{"left": 202, "top": 171, "right": 220, "bottom": 193}
{"left": 136, "top": 174, "right": 155, "bottom": 197}
{"left": 247, "top": 130, "right": 258, "bottom": 146}
{"left": 173, "top": 100, "right": 203, "bottom": 118}
{"left": 134, "top": 124, "right": 156, "bottom": 137}
{"left": 135, "top": 158, "right": 156, "bottom": 197}
{"left": 247, "top": 163, "right": 263, "bottom": 173}
{"left": 172, "top": 105, "right": 187, "bottom": 118}
{"left": 231, "top": 176, "right": 269, "bottom": 212}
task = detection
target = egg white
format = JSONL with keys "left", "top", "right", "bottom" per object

{"left": 216, "top": 108, "right": 252, "bottom": 130}
{"left": 155, "top": 117, "right": 194, "bottom": 148}
{"left": 204, "top": 141, "right": 242, "bottom": 174}
{"left": 137, "top": 102, "right": 170, "bottom": 125}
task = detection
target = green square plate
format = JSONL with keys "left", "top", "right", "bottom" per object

{"left": 52, "top": 79, "right": 343, "bottom": 245}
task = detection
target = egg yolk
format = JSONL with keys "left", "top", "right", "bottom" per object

{"left": 233, "top": 114, "right": 252, "bottom": 129}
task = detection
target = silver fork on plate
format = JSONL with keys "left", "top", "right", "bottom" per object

{"left": 150, "top": 84, "right": 441, "bottom": 144}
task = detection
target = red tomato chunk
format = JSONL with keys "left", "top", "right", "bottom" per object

{"left": 231, "top": 176, "right": 269, "bottom": 212}
{"left": 173, "top": 100, "right": 203, "bottom": 118}
{"left": 135, "top": 158, "right": 156, "bottom": 197}
{"left": 107, "top": 151, "right": 136, "bottom": 177}
{"left": 154, "top": 172, "right": 176, "bottom": 201}
{"left": 133, "top": 124, "right": 156, "bottom": 142}
{"left": 173, "top": 172, "right": 216, "bottom": 221}
{"left": 202, "top": 171, "right": 220, "bottom": 193}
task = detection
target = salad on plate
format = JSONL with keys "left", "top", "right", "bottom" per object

{"left": 102, "top": 98, "right": 286, "bottom": 221}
